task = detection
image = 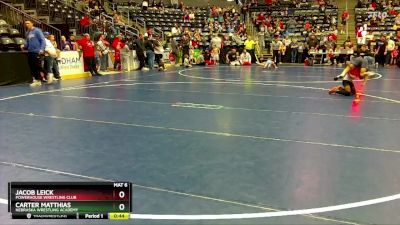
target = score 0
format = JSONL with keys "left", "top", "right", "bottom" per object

{"left": 113, "top": 182, "right": 130, "bottom": 212}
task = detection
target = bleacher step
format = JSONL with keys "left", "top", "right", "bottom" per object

{"left": 37, "top": 16, "right": 50, "bottom": 24}
{"left": 24, "top": 9, "right": 37, "bottom": 17}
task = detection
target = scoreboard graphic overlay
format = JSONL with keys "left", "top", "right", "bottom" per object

{"left": 8, "top": 182, "right": 132, "bottom": 220}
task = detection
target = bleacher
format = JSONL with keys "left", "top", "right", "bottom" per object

{"left": 118, "top": 6, "right": 208, "bottom": 33}
{"left": 115, "top": 4, "right": 246, "bottom": 47}
{"left": 0, "top": 19, "right": 25, "bottom": 51}
{"left": 249, "top": 1, "right": 338, "bottom": 42}
{"left": 355, "top": 7, "right": 400, "bottom": 38}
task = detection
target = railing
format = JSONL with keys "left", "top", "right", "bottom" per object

{"left": 100, "top": 12, "right": 139, "bottom": 38}
{"left": 0, "top": 0, "right": 62, "bottom": 46}
{"left": 345, "top": 0, "right": 349, "bottom": 36}
{"left": 41, "top": 0, "right": 140, "bottom": 38}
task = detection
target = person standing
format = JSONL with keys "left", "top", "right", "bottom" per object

{"left": 244, "top": 37, "right": 256, "bottom": 63}
{"left": 144, "top": 37, "right": 155, "bottom": 69}
{"left": 68, "top": 35, "right": 77, "bottom": 51}
{"left": 180, "top": 35, "right": 190, "bottom": 65}
{"left": 297, "top": 42, "right": 304, "bottom": 63}
{"left": 341, "top": 10, "right": 349, "bottom": 34}
{"left": 290, "top": 39, "right": 299, "bottom": 63}
{"left": 112, "top": 35, "right": 125, "bottom": 71}
{"left": 135, "top": 34, "right": 148, "bottom": 71}
{"left": 270, "top": 38, "right": 282, "bottom": 64}
{"left": 96, "top": 34, "right": 110, "bottom": 72}
{"left": 77, "top": 33, "right": 102, "bottom": 76}
{"left": 43, "top": 32, "right": 61, "bottom": 83}
{"left": 375, "top": 35, "right": 387, "bottom": 67}
{"left": 22, "top": 20, "right": 46, "bottom": 86}
{"left": 386, "top": 37, "right": 395, "bottom": 65}
{"left": 154, "top": 35, "right": 165, "bottom": 70}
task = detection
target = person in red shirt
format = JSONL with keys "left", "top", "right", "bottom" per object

{"left": 371, "top": 2, "right": 377, "bottom": 10}
{"left": 304, "top": 21, "right": 312, "bottom": 31}
{"left": 112, "top": 35, "right": 125, "bottom": 71}
{"left": 279, "top": 20, "right": 285, "bottom": 30}
{"left": 77, "top": 33, "right": 101, "bottom": 76}
{"left": 80, "top": 15, "right": 90, "bottom": 34}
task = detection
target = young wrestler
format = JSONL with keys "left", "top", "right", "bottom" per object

{"left": 329, "top": 56, "right": 371, "bottom": 96}
{"left": 263, "top": 57, "right": 278, "bottom": 69}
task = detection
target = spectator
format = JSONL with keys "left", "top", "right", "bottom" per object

{"left": 142, "top": 0, "right": 149, "bottom": 10}
{"left": 341, "top": 10, "right": 349, "bottom": 34}
{"left": 196, "top": 51, "right": 205, "bottom": 65}
{"left": 171, "top": 0, "right": 178, "bottom": 8}
{"left": 240, "top": 49, "right": 252, "bottom": 65}
{"left": 211, "top": 47, "right": 220, "bottom": 64}
{"left": 154, "top": 36, "right": 164, "bottom": 65}
{"left": 80, "top": 14, "right": 90, "bottom": 34}
{"left": 144, "top": 37, "right": 155, "bottom": 69}
{"left": 96, "top": 34, "right": 110, "bottom": 72}
{"left": 344, "top": 36, "right": 353, "bottom": 48}
{"left": 180, "top": 34, "right": 190, "bottom": 65}
{"left": 375, "top": 35, "right": 387, "bottom": 67}
{"left": 271, "top": 37, "right": 282, "bottom": 64}
{"left": 183, "top": 54, "right": 191, "bottom": 67}
{"left": 386, "top": 37, "right": 396, "bottom": 65}
{"left": 43, "top": 32, "right": 60, "bottom": 83}
{"left": 226, "top": 48, "right": 240, "bottom": 66}
{"left": 22, "top": 20, "right": 46, "bottom": 86}
{"left": 135, "top": 34, "right": 147, "bottom": 70}
{"left": 290, "top": 39, "right": 299, "bottom": 63}
{"left": 77, "top": 33, "right": 102, "bottom": 76}
{"left": 298, "top": 42, "right": 305, "bottom": 63}
{"left": 112, "top": 35, "right": 125, "bottom": 71}
{"left": 211, "top": 34, "right": 222, "bottom": 49}
{"left": 171, "top": 24, "right": 181, "bottom": 36}
{"left": 307, "top": 34, "right": 319, "bottom": 48}
{"left": 391, "top": 46, "right": 398, "bottom": 65}
{"left": 60, "top": 36, "right": 71, "bottom": 51}
{"left": 68, "top": 35, "right": 77, "bottom": 51}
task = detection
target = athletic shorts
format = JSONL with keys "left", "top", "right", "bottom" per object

{"left": 343, "top": 80, "right": 356, "bottom": 96}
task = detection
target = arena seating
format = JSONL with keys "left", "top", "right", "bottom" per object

{"left": 118, "top": 6, "right": 208, "bottom": 33}
{"left": 249, "top": 2, "right": 338, "bottom": 42}
{"left": 355, "top": 7, "right": 400, "bottom": 38}
{"left": 0, "top": 19, "right": 25, "bottom": 51}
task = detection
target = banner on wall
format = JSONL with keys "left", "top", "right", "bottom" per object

{"left": 58, "top": 51, "right": 85, "bottom": 76}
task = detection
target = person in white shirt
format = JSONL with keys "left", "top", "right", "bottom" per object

{"left": 211, "top": 34, "right": 222, "bottom": 49}
{"left": 170, "top": 0, "right": 178, "bottom": 8}
{"left": 240, "top": 49, "right": 252, "bottom": 65}
{"left": 263, "top": 57, "right": 278, "bottom": 69}
{"left": 154, "top": 36, "right": 165, "bottom": 71}
{"left": 171, "top": 24, "right": 180, "bottom": 36}
{"left": 386, "top": 37, "right": 396, "bottom": 65}
{"left": 43, "top": 32, "right": 60, "bottom": 83}
{"left": 142, "top": 0, "right": 148, "bottom": 10}
{"left": 96, "top": 34, "right": 109, "bottom": 72}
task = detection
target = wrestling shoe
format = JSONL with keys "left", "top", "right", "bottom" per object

{"left": 328, "top": 86, "right": 339, "bottom": 94}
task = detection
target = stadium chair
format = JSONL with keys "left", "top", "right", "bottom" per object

{"left": 8, "top": 28, "right": 20, "bottom": 37}
{"left": 0, "top": 37, "right": 14, "bottom": 51}
{"left": 0, "top": 28, "right": 9, "bottom": 37}
{"left": 0, "top": 19, "right": 7, "bottom": 27}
